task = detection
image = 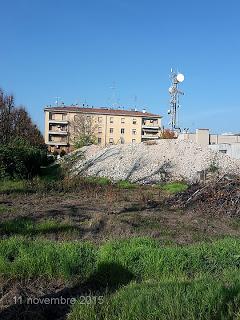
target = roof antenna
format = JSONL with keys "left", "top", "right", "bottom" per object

{"left": 54, "top": 97, "right": 61, "bottom": 106}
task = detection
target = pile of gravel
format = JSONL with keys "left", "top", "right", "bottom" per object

{"left": 69, "top": 140, "right": 240, "bottom": 183}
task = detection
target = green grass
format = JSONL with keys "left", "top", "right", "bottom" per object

{"left": 0, "top": 204, "right": 13, "bottom": 214}
{"left": 159, "top": 182, "right": 189, "bottom": 194}
{"left": 83, "top": 176, "right": 112, "bottom": 186}
{"left": 0, "top": 217, "right": 76, "bottom": 236}
{"left": 0, "top": 180, "right": 28, "bottom": 194}
{"left": 68, "top": 237, "right": 240, "bottom": 320}
{"left": 39, "top": 163, "right": 63, "bottom": 181}
{"left": 0, "top": 237, "right": 97, "bottom": 281}
{"left": 116, "top": 180, "right": 137, "bottom": 189}
{"left": 69, "top": 276, "right": 240, "bottom": 320}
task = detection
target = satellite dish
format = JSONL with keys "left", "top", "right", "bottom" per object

{"left": 176, "top": 73, "right": 184, "bottom": 83}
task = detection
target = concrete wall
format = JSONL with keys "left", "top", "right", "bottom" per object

{"left": 179, "top": 129, "right": 240, "bottom": 159}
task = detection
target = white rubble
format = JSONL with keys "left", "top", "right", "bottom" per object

{"left": 69, "top": 140, "right": 240, "bottom": 183}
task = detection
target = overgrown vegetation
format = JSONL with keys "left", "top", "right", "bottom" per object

{"left": 68, "top": 237, "right": 240, "bottom": 320}
{"left": 0, "top": 237, "right": 96, "bottom": 281}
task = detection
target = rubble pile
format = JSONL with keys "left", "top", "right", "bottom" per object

{"left": 69, "top": 140, "right": 240, "bottom": 183}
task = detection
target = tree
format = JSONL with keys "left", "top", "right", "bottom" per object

{"left": 160, "top": 129, "right": 176, "bottom": 139}
{"left": 71, "top": 114, "right": 97, "bottom": 149}
{"left": 0, "top": 88, "right": 44, "bottom": 147}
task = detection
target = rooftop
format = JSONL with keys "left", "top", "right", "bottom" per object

{"left": 44, "top": 106, "right": 161, "bottom": 118}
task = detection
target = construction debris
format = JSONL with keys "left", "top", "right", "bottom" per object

{"left": 168, "top": 175, "right": 240, "bottom": 217}
{"left": 67, "top": 140, "right": 240, "bottom": 183}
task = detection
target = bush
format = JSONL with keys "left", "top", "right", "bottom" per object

{"left": 0, "top": 139, "right": 48, "bottom": 179}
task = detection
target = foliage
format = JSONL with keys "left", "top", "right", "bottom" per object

{"left": 71, "top": 114, "right": 97, "bottom": 148}
{"left": 74, "top": 134, "right": 97, "bottom": 149}
{"left": 160, "top": 129, "right": 176, "bottom": 139}
{"left": 0, "top": 89, "right": 44, "bottom": 147}
{"left": 0, "top": 138, "right": 48, "bottom": 179}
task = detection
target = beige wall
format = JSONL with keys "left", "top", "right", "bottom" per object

{"left": 44, "top": 109, "right": 161, "bottom": 151}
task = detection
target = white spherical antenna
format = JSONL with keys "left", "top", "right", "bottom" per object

{"left": 176, "top": 73, "right": 184, "bottom": 83}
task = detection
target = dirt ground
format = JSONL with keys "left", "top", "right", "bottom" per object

{"left": 0, "top": 185, "right": 239, "bottom": 245}
{"left": 0, "top": 184, "right": 240, "bottom": 319}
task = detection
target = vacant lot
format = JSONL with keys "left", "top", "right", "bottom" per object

{"left": 0, "top": 176, "right": 240, "bottom": 320}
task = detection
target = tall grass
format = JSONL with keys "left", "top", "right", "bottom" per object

{"left": 0, "top": 237, "right": 97, "bottom": 281}
{"left": 68, "top": 276, "right": 240, "bottom": 320}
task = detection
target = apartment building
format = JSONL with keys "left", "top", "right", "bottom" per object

{"left": 44, "top": 106, "right": 162, "bottom": 152}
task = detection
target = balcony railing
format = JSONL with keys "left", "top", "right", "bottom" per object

{"left": 49, "top": 119, "right": 68, "bottom": 124}
{"left": 141, "top": 134, "right": 159, "bottom": 139}
{"left": 46, "top": 141, "right": 68, "bottom": 145}
{"left": 48, "top": 130, "right": 68, "bottom": 135}
{"left": 142, "top": 124, "right": 159, "bottom": 130}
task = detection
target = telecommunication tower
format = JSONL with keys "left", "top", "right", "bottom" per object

{"left": 168, "top": 69, "right": 185, "bottom": 131}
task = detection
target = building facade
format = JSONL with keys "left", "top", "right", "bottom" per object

{"left": 179, "top": 129, "right": 240, "bottom": 159}
{"left": 44, "top": 106, "right": 162, "bottom": 152}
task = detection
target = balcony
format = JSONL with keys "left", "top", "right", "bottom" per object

{"left": 142, "top": 124, "right": 159, "bottom": 130}
{"left": 141, "top": 134, "right": 159, "bottom": 140}
{"left": 46, "top": 141, "right": 68, "bottom": 146}
{"left": 48, "top": 130, "right": 68, "bottom": 135}
{"left": 49, "top": 119, "right": 68, "bottom": 124}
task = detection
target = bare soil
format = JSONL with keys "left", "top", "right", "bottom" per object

{"left": 0, "top": 184, "right": 240, "bottom": 320}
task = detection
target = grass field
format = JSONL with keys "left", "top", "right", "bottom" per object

{"left": 1, "top": 170, "right": 240, "bottom": 320}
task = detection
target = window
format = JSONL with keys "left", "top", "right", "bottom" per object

{"left": 121, "top": 118, "right": 125, "bottom": 124}
{"left": 98, "top": 116, "right": 102, "bottom": 123}
{"left": 110, "top": 117, "right": 114, "bottom": 123}
{"left": 98, "top": 138, "right": 102, "bottom": 144}
{"left": 133, "top": 118, "right": 137, "bottom": 124}
{"left": 132, "top": 129, "right": 136, "bottom": 135}
{"left": 98, "top": 127, "right": 102, "bottom": 133}
{"left": 109, "top": 138, "right": 114, "bottom": 144}
{"left": 110, "top": 128, "right": 114, "bottom": 134}
{"left": 132, "top": 139, "right": 136, "bottom": 143}
{"left": 121, "top": 128, "right": 125, "bottom": 134}
{"left": 219, "top": 150, "right": 227, "bottom": 154}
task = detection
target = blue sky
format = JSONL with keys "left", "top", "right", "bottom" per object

{"left": 0, "top": 0, "right": 240, "bottom": 133}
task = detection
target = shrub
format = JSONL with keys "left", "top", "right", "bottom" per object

{"left": 0, "top": 139, "right": 48, "bottom": 179}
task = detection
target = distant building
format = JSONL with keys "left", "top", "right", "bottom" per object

{"left": 44, "top": 106, "right": 162, "bottom": 153}
{"left": 179, "top": 129, "right": 240, "bottom": 159}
